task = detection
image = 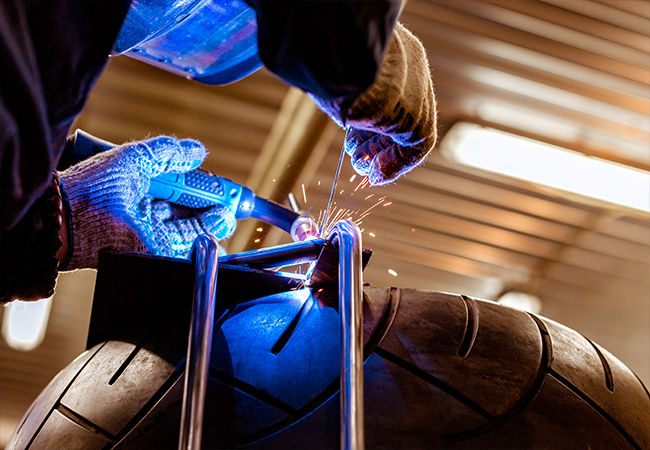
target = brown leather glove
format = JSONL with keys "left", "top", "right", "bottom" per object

{"left": 311, "top": 23, "right": 437, "bottom": 185}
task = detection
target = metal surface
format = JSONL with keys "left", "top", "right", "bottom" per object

{"left": 221, "top": 238, "right": 326, "bottom": 269}
{"left": 179, "top": 234, "right": 220, "bottom": 450}
{"left": 330, "top": 220, "right": 365, "bottom": 450}
{"left": 4, "top": 3, "right": 650, "bottom": 444}
{"left": 9, "top": 282, "right": 650, "bottom": 449}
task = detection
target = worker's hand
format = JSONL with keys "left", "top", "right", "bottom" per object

{"left": 59, "top": 136, "right": 236, "bottom": 270}
{"left": 311, "top": 23, "right": 437, "bottom": 185}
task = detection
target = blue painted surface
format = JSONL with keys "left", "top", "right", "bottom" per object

{"left": 212, "top": 289, "right": 342, "bottom": 410}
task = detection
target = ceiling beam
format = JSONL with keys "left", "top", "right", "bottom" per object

{"left": 228, "top": 88, "right": 339, "bottom": 252}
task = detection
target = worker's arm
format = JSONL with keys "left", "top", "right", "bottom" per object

{"left": 244, "top": 1, "right": 436, "bottom": 184}
{"left": 246, "top": 0, "right": 401, "bottom": 103}
{"left": 0, "top": 0, "right": 129, "bottom": 231}
{"left": 58, "top": 136, "right": 236, "bottom": 270}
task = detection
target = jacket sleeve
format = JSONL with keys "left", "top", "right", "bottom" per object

{"left": 0, "top": 0, "right": 130, "bottom": 231}
{"left": 245, "top": 0, "right": 402, "bottom": 103}
{"left": 0, "top": 0, "right": 54, "bottom": 230}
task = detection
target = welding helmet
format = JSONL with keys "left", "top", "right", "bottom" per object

{"left": 112, "top": 0, "right": 262, "bottom": 85}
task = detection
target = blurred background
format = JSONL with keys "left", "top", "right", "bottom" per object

{"left": 1, "top": 0, "right": 648, "bottom": 446}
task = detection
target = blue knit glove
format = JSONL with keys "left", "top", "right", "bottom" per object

{"left": 59, "top": 136, "right": 236, "bottom": 269}
{"left": 311, "top": 23, "right": 437, "bottom": 186}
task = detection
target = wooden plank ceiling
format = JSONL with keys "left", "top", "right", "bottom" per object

{"left": 1, "top": 1, "right": 648, "bottom": 446}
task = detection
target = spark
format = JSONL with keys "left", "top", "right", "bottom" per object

{"left": 256, "top": 227, "right": 263, "bottom": 232}
{"left": 302, "top": 183, "right": 307, "bottom": 204}
{"left": 320, "top": 205, "right": 358, "bottom": 237}
{"left": 354, "top": 177, "right": 369, "bottom": 192}
{"left": 318, "top": 180, "right": 321, "bottom": 185}
{"left": 320, "top": 146, "right": 346, "bottom": 237}
{"left": 254, "top": 238, "right": 260, "bottom": 243}
{"left": 315, "top": 158, "right": 394, "bottom": 237}
{"left": 357, "top": 197, "right": 387, "bottom": 219}
{"left": 273, "top": 179, "right": 276, "bottom": 182}
{"left": 388, "top": 269, "right": 398, "bottom": 277}
{"left": 411, "top": 228, "right": 416, "bottom": 232}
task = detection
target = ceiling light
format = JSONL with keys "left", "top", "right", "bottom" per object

{"left": 441, "top": 123, "right": 650, "bottom": 214}
{"left": 2, "top": 297, "right": 52, "bottom": 351}
{"left": 497, "top": 291, "right": 542, "bottom": 314}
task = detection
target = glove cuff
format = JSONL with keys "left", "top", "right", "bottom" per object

{"left": 60, "top": 161, "right": 149, "bottom": 270}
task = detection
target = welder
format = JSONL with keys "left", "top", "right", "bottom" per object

{"left": 0, "top": 0, "right": 437, "bottom": 303}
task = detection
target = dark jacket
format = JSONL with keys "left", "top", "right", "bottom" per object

{"left": 0, "top": 0, "right": 400, "bottom": 230}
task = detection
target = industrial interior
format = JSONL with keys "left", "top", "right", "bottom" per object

{"left": 1, "top": 0, "right": 649, "bottom": 448}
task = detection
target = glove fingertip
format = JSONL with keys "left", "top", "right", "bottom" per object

{"left": 143, "top": 136, "right": 208, "bottom": 175}
{"left": 179, "top": 139, "right": 208, "bottom": 167}
{"left": 151, "top": 201, "right": 173, "bottom": 221}
{"left": 202, "top": 205, "right": 237, "bottom": 240}
{"left": 367, "top": 169, "right": 393, "bottom": 186}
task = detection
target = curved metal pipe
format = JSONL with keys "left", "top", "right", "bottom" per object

{"left": 330, "top": 220, "right": 365, "bottom": 450}
{"left": 221, "top": 238, "right": 326, "bottom": 269}
{"left": 179, "top": 234, "right": 220, "bottom": 450}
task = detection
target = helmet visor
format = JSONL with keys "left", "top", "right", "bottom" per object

{"left": 114, "top": 0, "right": 262, "bottom": 85}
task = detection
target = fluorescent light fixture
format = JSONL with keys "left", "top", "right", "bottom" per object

{"left": 441, "top": 123, "right": 650, "bottom": 214}
{"left": 497, "top": 291, "right": 542, "bottom": 314}
{"left": 2, "top": 297, "right": 52, "bottom": 351}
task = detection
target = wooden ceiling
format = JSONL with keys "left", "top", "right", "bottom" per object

{"left": 1, "top": 1, "right": 648, "bottom": 447}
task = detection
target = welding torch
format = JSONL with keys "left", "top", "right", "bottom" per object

{"left": 69, "top": 130, "right": 318, "bottom": 242}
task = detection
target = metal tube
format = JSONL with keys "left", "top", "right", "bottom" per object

{"left": 179, "top": 234, "right": 220, "bottom": 450}
{"left": 331, "top": 220, "right": 365, "bottom": 450}
{"left": 221, "top": 238, "right": 326, "bottom": 269}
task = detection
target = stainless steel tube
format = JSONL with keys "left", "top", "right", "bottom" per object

{"left": 331, "top": 220, "right": 365, "bottom": 450}
{"left": 179, "top": 234, "right": 220, "bottom": 450}
{"left": 221, "top": 238, "right": 326, "bottom": 269}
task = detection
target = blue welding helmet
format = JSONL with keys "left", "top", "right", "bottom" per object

{"left": 112, "top": 0, "right": 262, "bottom": 85}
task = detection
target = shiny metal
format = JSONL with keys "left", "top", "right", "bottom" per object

{"left": 179, "top": 234, "right": 220, "bottom": 450}
{"left": 330, "top": 220, "right": 365, "bottom": 450}
{"left": 221, "top": 238, "right": 326, "bottom": 269}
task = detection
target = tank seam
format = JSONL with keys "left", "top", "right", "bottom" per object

{"left": 548, "top": 369, "right": 643, "bottom": 450}
{"left": 374, "top": 346, "right": 494, "bottom": 421}
{"left": 107, "top": 360, "right": 186, "bottom": 449}
{"left": 23, "top": 341, "right": 109, "bottom": 450}
{"left": 443, "top": 312, "right": 551, "bottom": 443}
{"left": 457, "top": 295, "right": 479, "bottom": 358}
{"left": 584, "top": 336, "right": 615, "bottom": 392}
{"left": 56, "top": 403, "right": 117, "bottom": 443}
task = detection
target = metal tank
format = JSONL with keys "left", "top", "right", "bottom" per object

{"left": 7, "top": 224, "right": 650, "bottom": 450}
